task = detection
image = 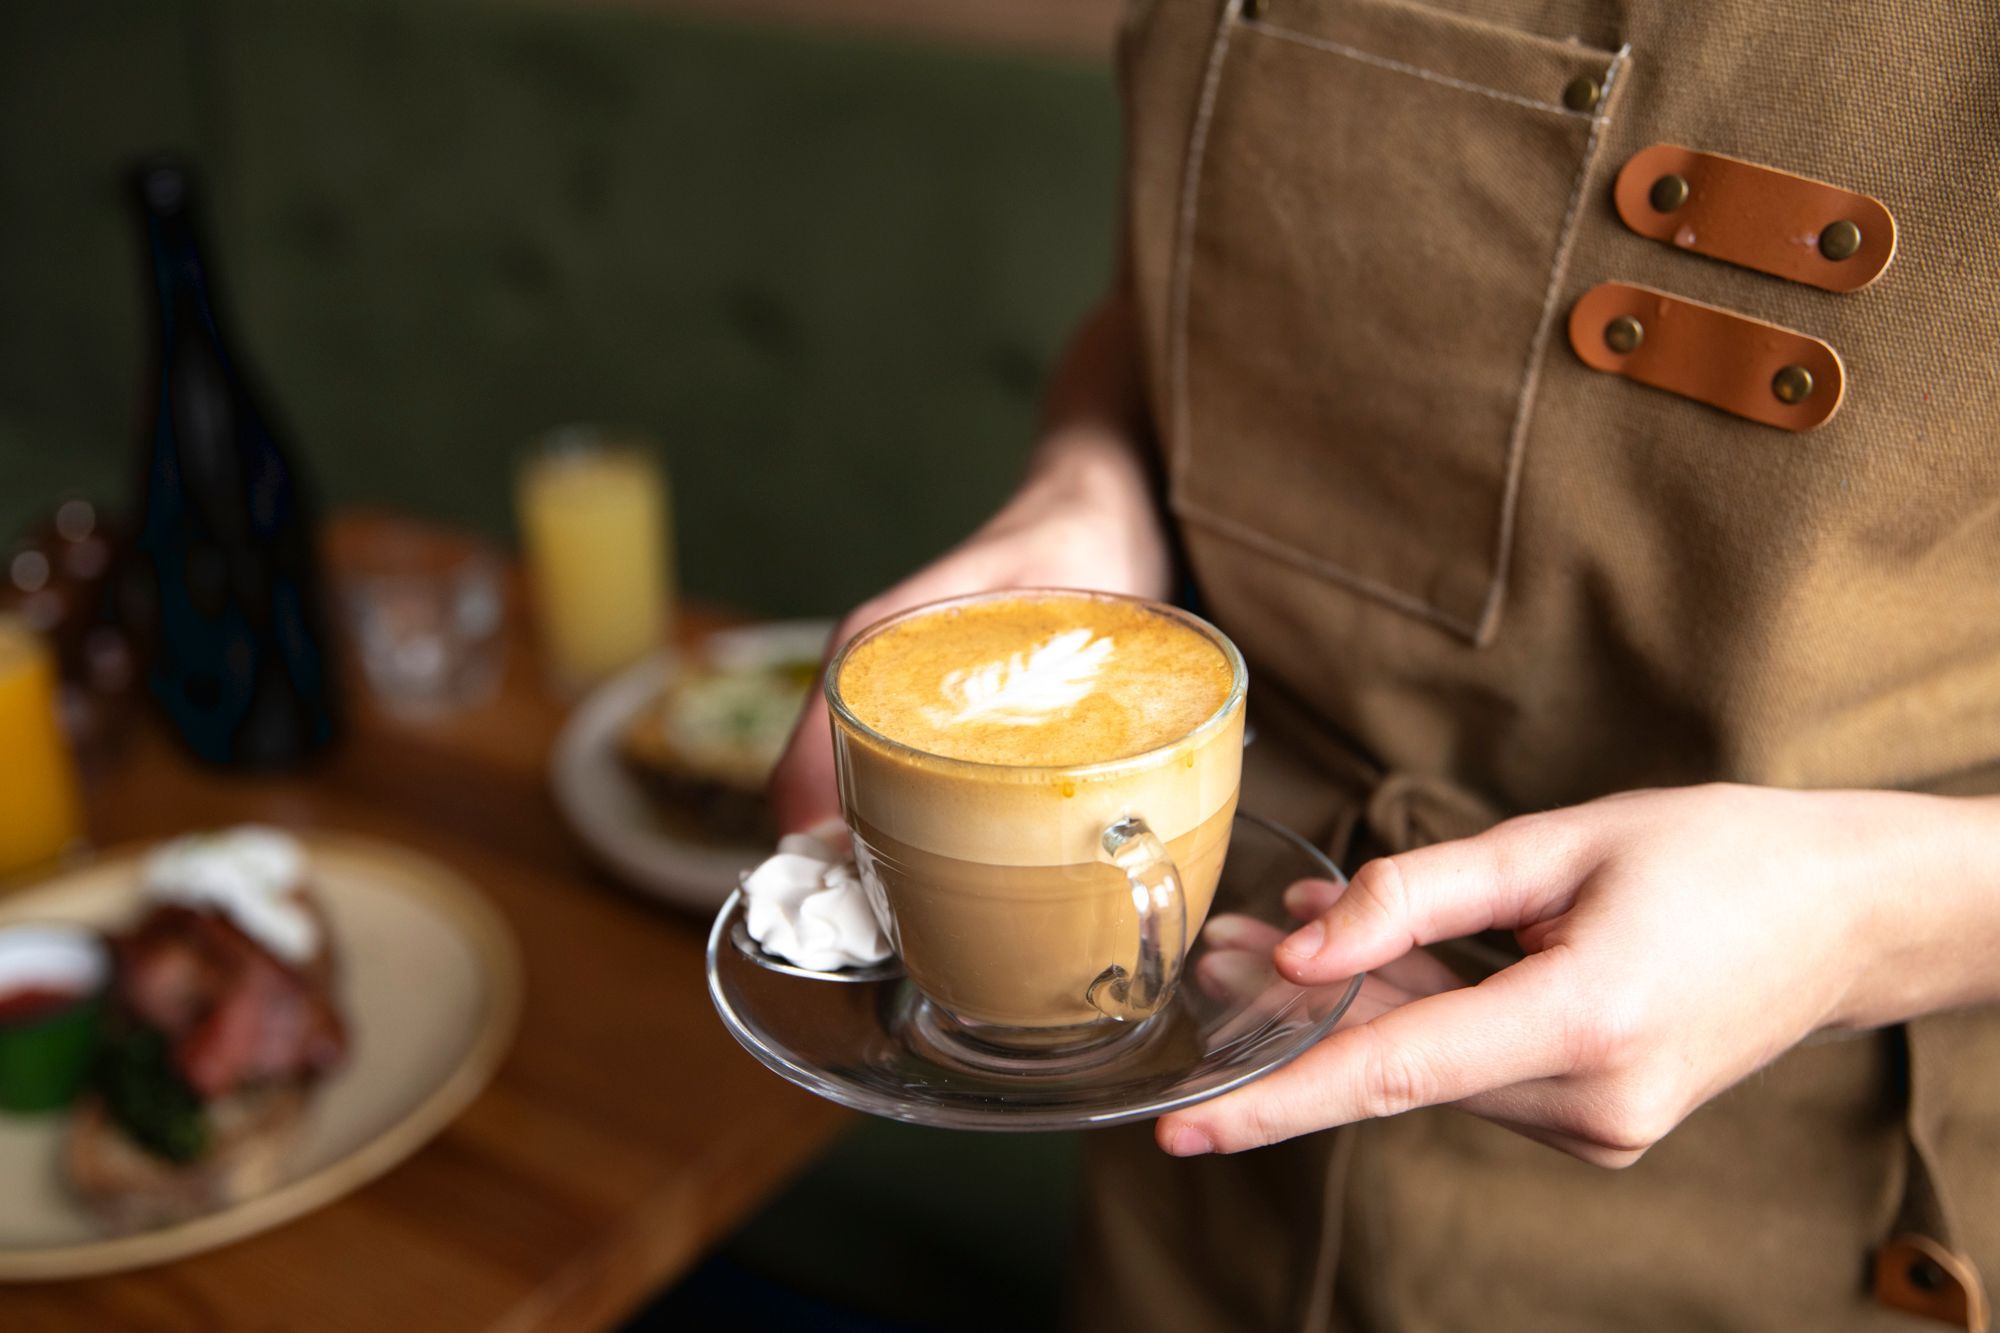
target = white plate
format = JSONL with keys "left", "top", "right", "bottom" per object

{"left": 549, "top": 621, "right": 833, "bottom": 911}
{"left": 0, "top": 834, "right": 521, "bottom": 1280}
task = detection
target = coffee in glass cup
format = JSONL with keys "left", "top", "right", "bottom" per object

{"left": 827, "top": 589, "right": 1245, "bottom": 1061}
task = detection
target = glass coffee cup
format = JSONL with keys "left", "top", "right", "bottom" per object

{"left": 826, "top": 589, "right": 1246, "bottom": 1064}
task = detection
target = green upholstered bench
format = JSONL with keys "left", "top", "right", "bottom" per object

{"left": 1, "top": 1, "right": 1118, "bottom": 1325}
{"left": 0, "top": 0, "right": 1119, "bottom": 620}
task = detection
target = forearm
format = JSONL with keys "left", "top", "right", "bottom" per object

{"left": 1835, "top": 790, "right": 2000, "bottom": 1029}
{"left": 1027, "top": 289, "right": 1154, "bottom": 492}
{"left": 1034, "top": 286, "right": 1150, "bottom": 470}
{"left": 984, "top": 290, "right": 1171, "bottom": 596}
{"left": 768, "top": 292, "right": 1167, "bottom": 831}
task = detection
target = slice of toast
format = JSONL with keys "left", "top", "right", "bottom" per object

{"left": 618, "top": 662, "right": 813, "bottom": 843}
{"left": 66, "top": 1084, "right": 307, "bottom": 1233}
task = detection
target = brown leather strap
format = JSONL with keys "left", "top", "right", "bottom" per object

{"left": 1613, "top": 144, "right": 1897, "bottom": 292}
{"left": 1568, "top": 281, "right": 1845, "bottom": 431}
{"left": 1878, "top": 1233, "right": 1991, "bottom": 1330}
{"left": 1876, "top": 1021, "right": 1993, "bottom": 1330}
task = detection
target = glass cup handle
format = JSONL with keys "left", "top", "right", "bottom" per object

{"left": 1087, "top": 815, "right": 1188, "bottom": 1023}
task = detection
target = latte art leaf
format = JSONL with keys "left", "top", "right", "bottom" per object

{"left": 924, "top": 628, "right": 1115, "bottom": 728}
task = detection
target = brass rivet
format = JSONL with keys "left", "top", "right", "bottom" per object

{"left": 1909, "top": 1258, "right": 1949, "bottom": 1294}
{"left": 1772, "top": 365, "right": 1815, "bottom": 404}
{"left": 1603, "top": 315, "right": 1644, "bottom": 354}
{"left": 1820, "top": 219, "right": 1863, "bottom": 261}
{"left": 1649, "top": 174, "right": 1690, "bottom": 213}
{"left": 1562, "top": 76, "right": 1601, "bottom": 112}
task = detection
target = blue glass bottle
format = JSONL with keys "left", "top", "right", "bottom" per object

{"left": 124, "top": 160, "right": 339, "bottom": 767}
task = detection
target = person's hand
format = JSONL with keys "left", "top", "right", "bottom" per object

{"left": 1193, "top": 911, "right": 1461, "bottom": 1028}
{"left": 767, "top": 431, "right": 1171, "bottom": 832}
{"left": 1156, "top": 784, "right": 1998, "bottom": 1167}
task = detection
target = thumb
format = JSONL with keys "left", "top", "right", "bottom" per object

{"left": 1275, "top": 820, "right": 1587, "bottom": 984}
{"left": 765, "top": 559, "right": 1029, "bottom": 835}
{"left": 768, "top": 691, "right": 840, "bottom": 835}
{"left": 770, "top": 607, "right": 877, "bottom": 835}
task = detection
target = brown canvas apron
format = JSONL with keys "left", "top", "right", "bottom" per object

{"left": 1076, "top": 2, "right": 2000, "bottom": 1329}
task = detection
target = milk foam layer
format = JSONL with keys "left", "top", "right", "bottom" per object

{"left": 832, "top": 594, "right": 1243, "bottom": 867}
{"left": 836, "top": 595, "right": 1234, "bottom": 767}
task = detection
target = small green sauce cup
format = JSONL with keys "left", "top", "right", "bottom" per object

{"left": 0, "top": 925, "right": 109, "bottom": 1115}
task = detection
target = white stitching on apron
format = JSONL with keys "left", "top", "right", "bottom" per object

{"left": 1164, "top": 2, "right": 1630, "bottom": 644}
{"left": 1165, "top": 0, "right": 1488, "bottom": 638}
{"left": 1178, "top": 496, "right": 1478, "bottom": 633}
{"left": 1166, "top": 0, "right": 1243, "bottom": 480}
{"left": 1247, "top": 17, "right": 1601, "bottom": 118}
{"left": 1470, "top": 41, "right": 1631, "bottom": 645}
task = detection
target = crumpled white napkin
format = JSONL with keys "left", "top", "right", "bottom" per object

{"left": 741, "top": 820, "right": 893, "bottom": 972}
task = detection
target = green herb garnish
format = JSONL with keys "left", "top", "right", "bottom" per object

{"left": 92, "top": 1024, "right": 208, "bottom": 1163}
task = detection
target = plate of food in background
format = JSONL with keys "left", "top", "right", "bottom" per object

{"left": 0, "top": 826, "right": 520, "bottom": 1280}
{"left": 551, "top": 620, "right": 832, "bottom": 911}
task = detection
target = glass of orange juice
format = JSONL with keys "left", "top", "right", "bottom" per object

{"left": 516, "top": 426, "right": 676, "bottom": 697}
{"left": 0, "top": 617, "right": 84, "bottom": 882}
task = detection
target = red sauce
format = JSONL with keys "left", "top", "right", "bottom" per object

{"left": 0, "top": 986, "right": 85, "bottom": 1027}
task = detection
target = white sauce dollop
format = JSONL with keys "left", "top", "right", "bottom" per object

{"left": 142, "top": 825, "right": 318, "bottom": 965}
{"left": 741, "top": 823, "right": 892, "bottom": 972}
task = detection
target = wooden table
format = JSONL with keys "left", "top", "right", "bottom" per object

{"left": 1, "top": 513, "right": 851, "bottom": 1332}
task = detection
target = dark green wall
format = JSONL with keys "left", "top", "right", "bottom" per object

{"left": 0, "top": 0, "right": 1121, "bottom": 618}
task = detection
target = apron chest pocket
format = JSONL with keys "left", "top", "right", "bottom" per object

{"left": 1168, "top": 0, "right": 1626, "bottom": 642}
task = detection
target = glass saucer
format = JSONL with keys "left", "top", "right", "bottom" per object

{"left": 706, "top": 811, "right": 1365, "bottom": 1131}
